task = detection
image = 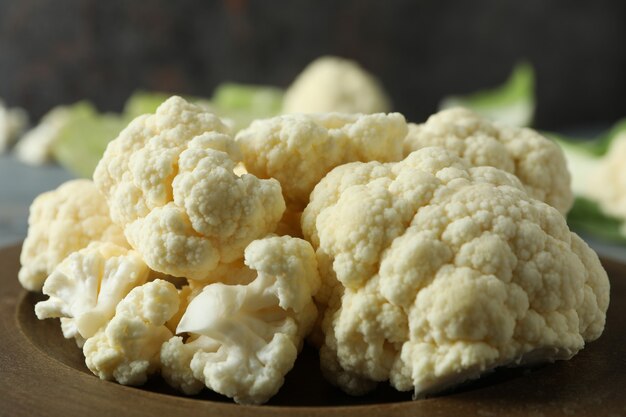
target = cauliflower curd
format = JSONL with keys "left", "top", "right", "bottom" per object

{"left": 302, "top": 147, "right": 609, "bottom": 397}
{"left": 22, "top": 95, "right": 609, "bottom": 405}
{"left": 93, "top": 96, "right": 286, "bottom": 280}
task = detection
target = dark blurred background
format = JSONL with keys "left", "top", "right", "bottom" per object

{"left": 0, "top": 0, "right": 625, "bottom": 129}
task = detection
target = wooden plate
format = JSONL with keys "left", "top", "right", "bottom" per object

{"left": 1, "top": 244, "right": 624, "bottom": 416}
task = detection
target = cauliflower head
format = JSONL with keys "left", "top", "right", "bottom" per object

{"left": 585, "top": 133, "right": 626, "bottom": 231}
{"left": 19, "top": 179, "right": 128, "bottom": 292}
{"left": 83, "top": 279, "right": 179, "bottom": 385}
{"left": 160, "top": 235, "right": 320, "bottom": 404}
{"left": 403, "top": 108, "right": 573, "bottom": 215}
{"left": 35, "top": 242, "right": 150, "bottom": 345}
{"left": 236, "top": 112, "right": 406, "bottom": 208}
{"left": 282, "top": 56, "right": 391, "bottom": 115}
{"left": 93, "top": 96, "right": 286, "bottom": 280}
{"left": 301, "top": 146, "right": 609, "bottom": 397}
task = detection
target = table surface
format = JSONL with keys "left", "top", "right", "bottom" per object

{"left": 0, "top": 154, "right": 74, "bottom": 247}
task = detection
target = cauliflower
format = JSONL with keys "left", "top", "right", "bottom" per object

{"left": 283, "top": 56, "right": 391, "bottom": 114}
{"left": 236, "top": 112, "right": 407, "bottom": 209}
{"left": 83, "top": 279, "right": 179, "bottom": 385}
{"left": 15, "top": 105, "right": 74, "bottom": 165}
{"left": 301, "top": 146, "right": 609, "bottom": 397}
{"left": 19, "top": 179, "right": 128, "bottom": 292}
{"left": 160, "top": 235, "right": 320, "bottom": 404}
{"left": 93, "top": 96, "right": 286, "bottom": 280}
{"left": 35, "top": 242, "right": 150, "bottom": 346}
{"left": 403, "top": 108, "right": 573, "bottom": 215}
{"left": 0, "top": 99, "right": 28, "bottom": 152}
{"left": 584, "top": 133, "right": 626, "bottom": 232}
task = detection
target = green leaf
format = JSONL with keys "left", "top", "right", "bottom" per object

{"left": 567, "top": 197, "right": 626, "bottom": 244}
{"left": 123, "top": 91, "right": 172, "bottom": 118}
{"left": 212, "top": 83, "right": 283, "bottom": 113}
{"left": 211, "top": 83, "right": 284, "bottom": 131}
{"left": 439, "top": 62, "right": 535, "bottom": 127}
{"left": 51, "top": 106, "right": 128, "bottom": 178}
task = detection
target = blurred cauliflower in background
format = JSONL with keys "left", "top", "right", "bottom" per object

{"left": 283, "top": 56, "right": 392, "bottom": 114}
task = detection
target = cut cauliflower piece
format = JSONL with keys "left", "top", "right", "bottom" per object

{"left": 83, "top": 279, "right": 179, "bottom": 385}
{"left": 301, "top": 146, "right": 609, "bottom": 397}
{"left": 160, "top": 235, "right": 320, "bottom": 404}
{"left": 35, "top": 242, "right": 150, "bottom": 345}
{"left": 283, "top": 56, "right": 391, "bottom": 114}
{"left": 94, "top": 96, "right": 286, "bottom": 280}
{"left": 236, "top": 112, "right": 406, "bottom": 208}
{"left": 19, "top": 179, "right": 128, "bottom": 292}
{"left": 403, "top": 108, "right": 573, "bottom": 215}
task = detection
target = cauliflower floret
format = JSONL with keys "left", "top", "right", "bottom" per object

{"left": 94, "top": 96, "right": 286, "bottom": 280}
{"left": 0, "top": 99, "right": 28, "bottom": 152}
{"left": 236, "top": 112, "right": 406, "bottom": 209}
{"left": 14, "top": 105, "right": 72, "bottom": 165}
{"left": 283, "top": 56, "right": 391, "bottom": 115}
{"left": 585, "top": 133, "right": 626, "bottom": 232}
{"left": 160, "top": 235, "right": 320, "bottom": 404}
{"left": 19, "top": 179, "right": 128, "bottom": 291}
{"left": 35, "top": 242, "right": 150, "bottom": 345}
{"left": 301, "top": 146, "right": 609, "bottom": 397}
{"left": 403, "top": 108, "right": 573, "bottom": 214}
{"left": 83, "top": 279, "right": 179, "bottom": 385}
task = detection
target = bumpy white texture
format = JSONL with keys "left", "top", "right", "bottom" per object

{"left": 19, "top": 179, "right": 128, "bottom": 292}
{"left": 585, "top": 133, "right": 626, "bottom": 232}
{"left": 160, "top": 235, "right": 320, "bottom": 404}
{"left": 301, "top": 146, "right": 609, "bottom": 397}
{"left": 236, "top": 112, "right": 406, "bottom": 208}
{"left": 283, "top": 56, "right": 391, "bottom": 115}
{"left": 94, "top": 96, "right": 286, "bottom": 280}
{"left": 35, "top": 242, "right": 150, "bottom": 346}
{"left": 83, "top": 279, "right": 179, "bottom": 385}
{"left": 403, "top": 108, "right": 573, "bottom": 215}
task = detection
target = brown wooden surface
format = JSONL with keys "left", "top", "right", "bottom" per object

{"left": 1, "top": 243, "right": 625, "bottom": 417}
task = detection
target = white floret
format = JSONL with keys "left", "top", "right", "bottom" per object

{"left": 83, "top": 279, "right": 179, "bottom": 385}
{"left": 403, "top": 108, "right": 573, "bottom": 214}
{"left": 160, "top": 235, "right": 320, "bottom": 404}
{"left": 94, "top": 96, "right": 285, "bottom": 280}
{"left": 236, "top": 112, "right": 406, "bottom": 208}
{"left": 35, "top": 242, "right": 150, "bottom": 345}
{"left": 19, "top": 179, "right": 128, "bottom": 292}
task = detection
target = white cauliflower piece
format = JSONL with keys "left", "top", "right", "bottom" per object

{"left": 19, "top": 179, "right": 128, "bottom": 291}
{"left": 160, "top": 235, "right": 320, "bottom": 404}
{"left": 585, "top": 133, "right": 626, "bottom": 232}
{"left": 0, "top": 99, "right": 28, "bottom": 152}
{"left": 283, "top": 56, "right": 391, "bottom": 114}
{"left": 403, "top": 108, "right": 573, "bottom": 214}
{"left": 35, "top": 242, "right": 150, "bottom": 345}
{"left": 94, "top": 96, "right": 286, "bottom": 280}
{"left": 236, "top": 112, "right": 406, "bottom": 208}
{"left": 15, "top": 105, "right": 72, "bottom": 165}
{"left": 301, "top": 146, "right": 609, "bottom": 397}
{"left": 83, "top": 279, "right": 179, "bottom": 385}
